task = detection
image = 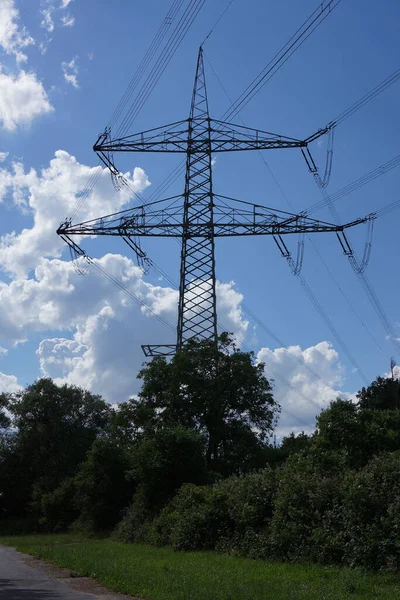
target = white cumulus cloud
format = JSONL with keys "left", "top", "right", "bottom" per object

{"left": 0, "top": 150, "right": 150, "bottom": 276}
{"left": 62, "top": 57, "right": 79, "bottom": 88}
{"left": 40, "top": 8, "right": 54, "bottom": 33}
{"left": 0, "top": 0, "right": 34, "bottom": 63}
{"left": 257, "top": 341, "right": 350, "bottom": 437}
{"left": 0, "top": 68, "right": 53, "bottom": 131}
{"left": 0, "top": 371, "right": 21, "bottom": 393}
{"left": 61, "top": 14, "right": 75, "bottom": 27}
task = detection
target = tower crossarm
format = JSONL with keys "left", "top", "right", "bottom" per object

{"left": 93, "top": 119, "right": 190, "bottom": 155}
{"left": 93, "top": 120, "right": 329, "bottom": 156}
{"left": 57, "top": 195, "right": 367, "bottom": 239}
{"left": 209, "top": 120, "right": 328, "bottom": 152}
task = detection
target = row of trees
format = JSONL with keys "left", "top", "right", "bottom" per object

{"left": 1, "top": 334, "right": 399, "bottom": 570}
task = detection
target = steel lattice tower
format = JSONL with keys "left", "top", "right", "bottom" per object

{"left": 58, "top": 47, "right": 367, "bottom": 357}
{"left": 178, "top": 49, "right": 217, "bottom": 349}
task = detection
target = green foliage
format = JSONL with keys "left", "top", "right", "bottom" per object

{"left": 135, "top": 333, "right": 279, "bottom": 473}
{"left": 9, "top": 378, "right": 111, "bottom": 492}
{"left": 31, "top": 477, "right": 78, "bottom": 533}
{"left": 340, "top": 452, "right": 400, "bottom": 570}
{"left": 72, "top": 437, "right": 135, "bottom": 532}
{"left": 153, "top": 483, "right": 232, "bottom": 551}
{"left": 117, "top": 427, "right": 209, "bottom": 542}
{"left": 269, "top": 450, "right": 347, "bottom": 564}
{"left": 280, "top": 431, "right": 311, "bottom": 455}
{"left": 0, "top": 393, "right": 10, "bottom": 429}
{"left": 357, "top": 376, "right": 400, "bottom": 411}
{"left": 151, "top": 467, "right": 277, "bottom": 556}
{"left": 314, "top": 398, "right": 400, "bottom": 469}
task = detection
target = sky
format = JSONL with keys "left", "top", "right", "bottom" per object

{"left": 0, "top": 0, "right": 399, "bottom": 438}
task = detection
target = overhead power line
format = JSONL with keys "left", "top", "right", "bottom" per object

{"left": 117, "top": 0, "right": 208, "bottom": 137}
{"left": 68, "top": 0, "right": 207, "bottom": 222}
{"left": 108, "top": 0, "right": 186, "bottom": 130}
{"left": 329, "top": 67, "right": 400, "bottom": 127}
{"left": 306, "top": 154, "right": 400, "bottom": 216}
{"left": 222, "top": 0, "right": 343, "bottom": 122}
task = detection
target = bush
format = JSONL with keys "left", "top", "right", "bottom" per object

{"left": 152, "top": 483, "right": 233, "bottom": 551}
{"left": 149, "top": 467, "right": 277, "bottom": 556}
{"left": 268, "top": 450, "right": 347, "bottom": 564}
{"left": 341, "top": 452, "right": 400, "bottom": 570}
{"left": 116, "top": 427, "right": 209, "bottom": 543}
{"left": 72, "top": 437, "right": 134, "bottom": 532}
{"left": 31, "top": 477, "right": 78, "bottom": 532}
{"left": 215, "top": 468, "right": 276, "bottom": 557}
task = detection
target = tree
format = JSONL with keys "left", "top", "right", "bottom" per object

{"left": 357, "top": 375, "right": 400, "bottom": 411}
{"left": 313, "top": 399, "right": 364, "bottom": 468}
{"left": 0, "top": 393, "right": 10, "bottom": 429}
{"left": 5, "top": 378, "right": 112, "bottom": 519}
{"left": 73, "top": 437, "right": 135, "bottom": 531}
{"left": 133, "top": 333, "right": 280, "bottom": 472}
{"left": 129, "top": 427, "right": 209, "bottom": 512}
{"left": 116, "top": 427, "right": 208, "bottom": 542}
{"left": 280, "top": 431, "right": 311, "bottom": 456}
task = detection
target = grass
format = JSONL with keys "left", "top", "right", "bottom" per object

{"left": 1, "top": 534, "right": 400, "bottom": 600}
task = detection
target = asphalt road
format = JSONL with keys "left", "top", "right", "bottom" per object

{"left": 0, "top": 546, "right": 130, "bottom": 600}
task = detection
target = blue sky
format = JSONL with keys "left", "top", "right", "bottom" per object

{"left": 0, "top": 0, "right": 399, "bottom": 436}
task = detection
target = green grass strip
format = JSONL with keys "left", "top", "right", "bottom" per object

{"left": 1, "top": 534, "right": 400, "bottom": 600}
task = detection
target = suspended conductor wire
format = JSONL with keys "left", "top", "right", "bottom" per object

{"left": 206, "top": 51, "right": 377, "bottom": 373}
{"left": 313, "top": 175, "right": 400, "bottom": 357}
{"left": 329, "top": 67, "right": 400, "bottom": 128}
{"left": 306, "top": 153, "right": 400, "bottom": 216}
{"left": 83, "top": 0, "right": 343, "bottom": 221}
{"left": 67, "top": 0, "right": 205, "bottom": 222}
{"left": 201, "top": 0, "right": 236, "bottom": 45}
{"left": 222, "top": 0, "right": 343, "bottom": 122}
{"left": 108, "top": 0, "right": 185, "bottom": 129}
{"left": 117, "top": 0, "right": 207, "bottom": 137}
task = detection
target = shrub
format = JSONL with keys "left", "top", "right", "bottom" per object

{"left": 72, "top": 437, "right": 134, "bottom": 532}
{"left": 215, "top": 468, "right": 276, "bottom": 557}
{"left": 150, "top": 467, "right": 277, "bottom": 555}
{"left": 152, "top": 483, "right": 233, "bottom": 551}
{"left": 31, "top": 477, "right": 78, "bottom": 532}
{"left": 341, "top": 451, "right": 400, "bottom": 570}
{"left": 268, "top": 450, "right": 347, "bottom": 564}
{"left": 116, "top": 427, "right": 209, "bottom": 543}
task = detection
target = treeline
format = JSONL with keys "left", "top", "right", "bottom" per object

{"left": 1, "top": 334, "right": 400, "bottom": 571}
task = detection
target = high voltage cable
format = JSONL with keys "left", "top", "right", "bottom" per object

{"left": 375, "top": 197, "right": 400, "bottom": 219}
{"left": 68, "top": 0, "right": 205, "bottom": 222}
{"left": 329, "top": 67, "right": 400, "bottom": 127}
{"left": 85, "top": 258, "right": 176, "bottom": 334}
{"left": 201, "top": 0, "right": 236, "bottom": 45}
{"left": 117, "top": 0, "right": 207, "bottom": 137}
{"left": 205, "top": 52, "right": 373, "bottom": 380}
{"left": 108, "top": 0, "right": 186, "bottom": 129}
{"left": 306, "top": 154, "right": 400, "bottom": 216}
{"left": 315, "top": 186, "right": 400, "bottom": 357}
{"left": 222, "top": 0, "right": 343, "bottom": 123}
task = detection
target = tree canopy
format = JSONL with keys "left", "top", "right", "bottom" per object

{"left": 133, "top": 333, "right": 280, "bottom": 472}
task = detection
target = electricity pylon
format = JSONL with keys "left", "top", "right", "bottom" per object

{"left": 58, "top": 47, "right": 366, "bottom": 357}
